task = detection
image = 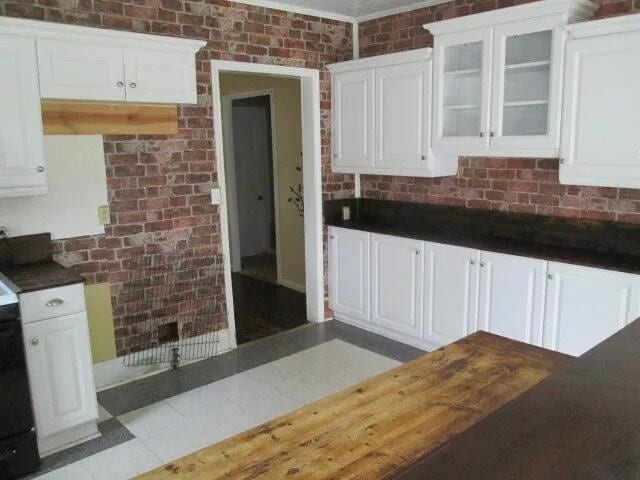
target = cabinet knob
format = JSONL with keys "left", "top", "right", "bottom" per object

{"left": 421, "top": 155, "right": 426, "bottom": 161}
{"left": 547, "top": 273, "right": 554, "bottom": 280}
{"left": 36, "top": 166, "right": 45, "bottom": 173}
{"left": 559, "top": 158, "right": 566, "bottom": 165}
{"left": 415, "top": 250, "right": 421, "bottom": 255}
{"left": 129, "top": 82, "right": 137, "bottom": 88}
{"left": 329, "top": 235, "right": 335, "bottom": 240}
{"left": 479, "top": 132, "right": 485, "bottom": 138}
{"left": 489, "top": 132, "right": 495, "bottom": 138}
{"left": 46, "top": 298, "right": 64, "bottom": 307}
{"left": 480, "top": 262, "right": 486, "bottom": 267}
{"left": 470, "top": 259, "right": 476, "bottom": 265}
{"left": 116, "top": 81, "right": 124, "bottom": 87}
{"left": 31, "top": 338, "right": 39, "bottom": 346}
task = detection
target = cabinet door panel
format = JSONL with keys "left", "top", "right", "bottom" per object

{"left": 432, "top": 28, "right": 492, "bottom": 155}
{"left": 371, "top": 234, "right": 423, "bottom": 337}
{"left": 478, "top": 251, "right": 546, "bottom": 345}
{"left": 544, "top": 262, "right": 640, "bottom": 356}
{"left": 560, "top": 30, "right": 640, "bottom": 188}
{"left": 124, "top": 49, "right": 197, "bottom": 104}
{"left": 375, "top": 62, "right": 429, "bottom": 170}
{"left": 37, "top": 39, "right": 125, "bottom": 101}
{"left": 24, "top": 313, "right": 97, "bottom": 438}
{"left": 332, "top": 69, "right": 374, "bottom": 171}
{"left": 329, "top": 228, "right": 370, "bottom": 322}
{"left": 490, "top": 18, "right": 563, "bottom": 153}
{"left": 0, "top": 35, "right": 46, "bottom": 197}
{"left": 424, "top": 242, "right": 479, "bottom": 346}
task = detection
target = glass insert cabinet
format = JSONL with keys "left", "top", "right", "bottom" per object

{"left": 431, "top": 15, "right": 569, "bottom": 158}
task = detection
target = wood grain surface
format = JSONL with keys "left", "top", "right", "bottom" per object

{"left": 136, "top": 332, "right": 571, "bottom": 480}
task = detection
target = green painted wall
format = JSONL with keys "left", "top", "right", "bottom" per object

{"left": 84, "top": 283, "right": 117, "bottom": 364}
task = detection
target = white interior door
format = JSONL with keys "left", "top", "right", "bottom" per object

{"left": 478, "top": 251, "right": 546, "bottom": 345}
{"left": 375, "top": 61, "right": 429, "bottom": 170}
{"left": 231, "top": 96, "right": 274, "bottom": 259}
{"left": 332, "top": 69, "right": 374, "bottom": 171}
{"left": 544, "top": 262, "right": 640, "bottom": 356}
{"left": 423, "top": 242, "right": 479, "bottom": 346}
{"left": 329, "top": 227, "right": 370, "bottom": 322}
{"left": 37, "top": 39, "right": 125, "bottom": 101}
{"left": 560, "top": 30, "right": 640, "bottom": 188}
{"left": 371, "top": 234, "right": 423, "bottom": 337}
{"left": 24, "top": 313, "right": 97, "bottom": 438}
{"left": 0, "top": 35, "right": 46, "bottom": 196}
{"left": 490, "top": 18, "right": 563, "bottom": 153}
{"left": 432, "top": 28, "right": 492, "bottom": 155}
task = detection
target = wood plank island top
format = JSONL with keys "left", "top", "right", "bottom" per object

{"left": 136, "top": 332, "right": 572, "bottom": 480}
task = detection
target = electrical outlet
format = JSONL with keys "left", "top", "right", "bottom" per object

{"left": 97, "top": 205, "right": 111, "bottom": 226}
{"left": 211, "top": 188, "right": 222, "bottom": 205}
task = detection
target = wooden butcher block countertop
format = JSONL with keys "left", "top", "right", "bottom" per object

{"left": 136, "top": 332, "right": 572, "bottom": 480}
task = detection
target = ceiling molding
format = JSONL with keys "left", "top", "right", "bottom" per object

{"left": 232, "top": 0, "right": 452, "bottom": 24}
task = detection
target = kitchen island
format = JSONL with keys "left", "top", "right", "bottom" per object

{"left": 136, "top": 331, "right": 570, "bottom": 479}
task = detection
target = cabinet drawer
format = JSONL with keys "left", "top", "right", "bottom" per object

{"left": 20, "top": 284, "right": 86, "bottom": 323}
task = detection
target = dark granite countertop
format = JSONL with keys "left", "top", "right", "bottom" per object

{"left": 2, "top": 261, "right": 84, "bottom": 293}
{"left": 0, "top": 233, "right": 84, "bottom": 293}
{"left": 393, "top": 316, "right": 640, "bottom": 480}
{"left": 324, "top": 199, "right": 640, "bottom": 274}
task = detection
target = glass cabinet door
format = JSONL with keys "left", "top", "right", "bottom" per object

{"left": 433, "top": 29, "right": 492, "bottom": 154}
{"left": 490, "top": 19, "right": 562, "bottom": 152}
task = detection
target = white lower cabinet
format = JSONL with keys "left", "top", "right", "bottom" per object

{"left": 371, "top": 234, "right": 423, "bottom": 338}
{"left": 423, "top": 242, "right": 479, "bottom": 347}
{"left": 24, "top": 312, "right": 97, "bottom": 443}
{"left": 329, "top": 227, "right": 640, "bottom": 356}
{"left": 543, "top": 262, "right": 640, "bottom": 356}
{"left": 478, "top": 251, "right": 547, "bottom": 346}
{"left": 329, "top": 227, "right": 370, "bottom": 323}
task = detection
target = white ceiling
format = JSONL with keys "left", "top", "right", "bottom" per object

{"left": 235, "top": 0, "right": 447, "bottom": 22}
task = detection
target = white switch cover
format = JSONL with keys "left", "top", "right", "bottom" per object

{"left": 211, "top": 188, "right": 222, "bottom": 205}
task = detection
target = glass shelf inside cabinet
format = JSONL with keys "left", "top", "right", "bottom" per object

{"left": 501, "top": 30, "right": 552, "bottom": 137}
{"left": 443, "top": 41, "right": 483, "bottom": 138}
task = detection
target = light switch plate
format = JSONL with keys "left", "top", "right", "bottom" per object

{"left": 97, "top": 205, "right": 111, "bottom": 225}
{"left": 211, "top": 188, "right": 222, "bottom": 205}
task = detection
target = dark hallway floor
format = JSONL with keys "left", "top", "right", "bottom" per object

{"left": 232, "top": 273, "right": 308, "bottom": 345}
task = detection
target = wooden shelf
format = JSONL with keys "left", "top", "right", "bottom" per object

{"left": 444, "top": 68, "right": 481, "bottom": 77}
{"left": 505, "top": 60, "right": 551, "bottom": 71}
{"left": 444, "top": 104, "right": 481, "bottom": 110}
{"left": 503, "top": 100, "right": 549, "bottom": 107}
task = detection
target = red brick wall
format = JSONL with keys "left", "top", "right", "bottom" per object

{"left": 0, "top": 0, "right": 353, "bottom": 355}
{"left": 359, "top": 0, "right": 640, "bottom": 225}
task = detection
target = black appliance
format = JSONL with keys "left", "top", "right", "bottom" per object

{"left": 0, "top": 302, "right": 40, "bottom": 479}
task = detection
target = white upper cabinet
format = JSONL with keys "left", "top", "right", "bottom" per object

{"left": 332, "top": 69, "right": 374, "bottom": 170}
{"left": 37, "top": 39, "right": 125, "bottom": 101}
{"left": 329, "top": 49, "right": 457, "bottom": 177}
{"left": 560, "top": 14, "right": 640, "bottom": 188}
{"left": 0, "top": 17, "right": 205, "bottom": 105}
{"left": 0, "top": 34, "right": 46, "bottom": 198}
{"left": 371, "top": 233, "right": 424, "bottom": 338}
{"left": 427, "top": 0, "right": 597, "bottom": 158}
{"left": 123, "top": 48, "right": 197, "bottom": 104}
{"left": 544, "top": 261, "right": 640, "bottom": 356}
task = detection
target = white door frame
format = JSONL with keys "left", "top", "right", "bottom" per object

{"left": 211, "top": 60, "right": 324, "bottom": 349}
{"left": 222, "top": 89, "right": 281, "bottom": 285}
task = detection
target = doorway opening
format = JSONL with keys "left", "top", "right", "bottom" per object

{"left": 218, "top": 71, "right": 312, "bottom": 345}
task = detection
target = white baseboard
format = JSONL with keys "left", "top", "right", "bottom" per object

{"left": 334, "top": 313, "right": 437, "bottom": 352}
{"left": 278, "top": 277, "right": 306, "bottom": 293}
{"left": 93, "top": 328, "right": 233, "bottom": 391}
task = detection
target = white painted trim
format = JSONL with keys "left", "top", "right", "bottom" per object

{"left": 565, "top": 12, "right": 640, "bottom": 37}
{"left": 279, "top": 278, "right": 307, "bottom": 294}
{"left": 228, "top": 0, "right": 452, "bottom": 23}
{"left": 0, "top": 16, "right": 205, "bottom": 52}
{"left": 352, "top": 22, "right": 360, "bottom": 60}
{"left": 424, "top": 0, "right": 597, "bottom": 35}
{"left": 93, "top": 329, "right": 233, "bottom": 391}
{"left": 211, "top": 60, "right": 325, "bottom": 337}
{"left": 328, "top": 48, "right": 432, "bottom": 73}
{"left": 222, "top": 89, "right": 280, "bottom": 281}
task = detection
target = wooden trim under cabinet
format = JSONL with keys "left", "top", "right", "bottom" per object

{"left": 41, "top": 100, "right": 178, "bottom": 135}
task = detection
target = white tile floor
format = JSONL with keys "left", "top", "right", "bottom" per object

{"left": 34, "top": 340, "right": 400, "bottom": 480}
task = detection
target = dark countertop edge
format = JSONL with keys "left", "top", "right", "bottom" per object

{"left": 326, "top": 220, "right": 640, "bottom": 275}
{"left": 1, "top": 261, "right": 85, "bottom": 294}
